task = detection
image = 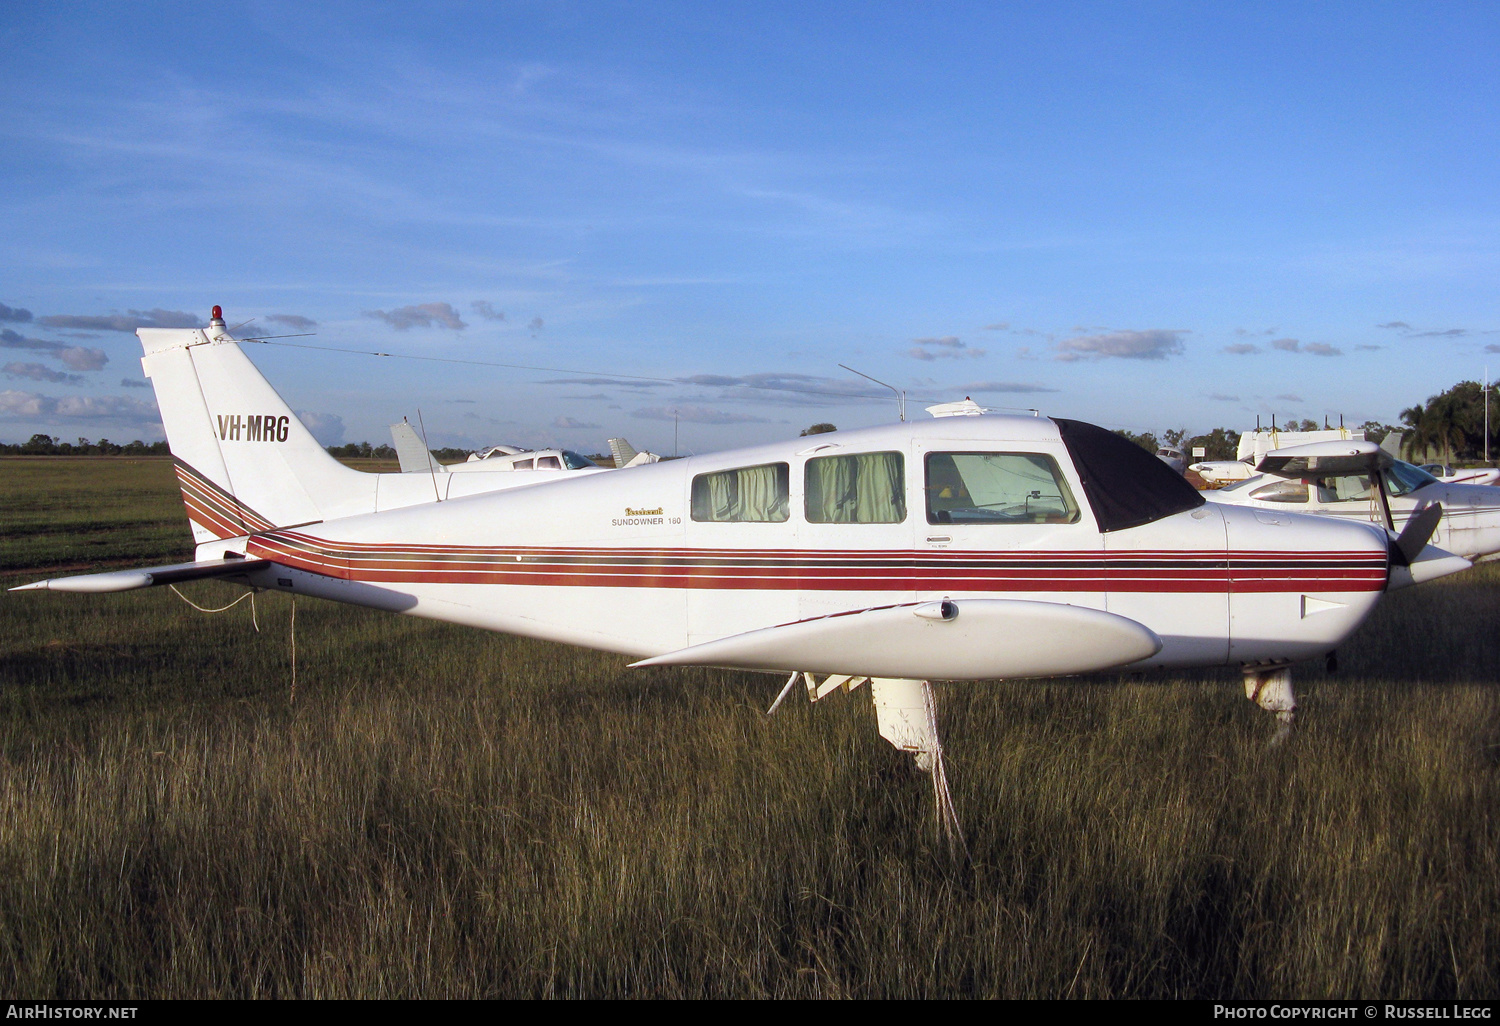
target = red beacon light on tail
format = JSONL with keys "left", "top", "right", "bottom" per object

{"left": 210, "top": 305, "right": 224, "bottom": 323}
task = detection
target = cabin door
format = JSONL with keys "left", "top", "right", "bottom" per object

{"left": 913, "top": 441, "right": 1107, "bottom": 613}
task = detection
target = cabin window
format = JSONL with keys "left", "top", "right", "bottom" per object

{"left": 691, "top": 463, "right": 790, "bottom": 522}
{"left": 536, "top": 455, "right": 562, "bottom": 470}
{"left": 1248, "top": 479, "right": 1309, "bottom": 503}
{"left": 513, "top": 458, "right": 534, "bottom": 471}
{"left": 925, "top": 452, "right": 1080, "bottom": 525}
{"left": 804, "top": 452, "right": 906, "bottom": 524}
{"left": 1315, "top": 475, "right": 1374, "bottom": 503}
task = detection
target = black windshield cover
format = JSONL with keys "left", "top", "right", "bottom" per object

{"left": 1054, "top": 418, "right": 1205, "bottom": 532}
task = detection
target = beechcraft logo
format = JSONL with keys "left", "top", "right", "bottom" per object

{"left": 217, "top": 414, "right": 290, "bottom": 442}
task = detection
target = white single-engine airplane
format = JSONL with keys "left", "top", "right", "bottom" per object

{"left": 11, "top": 310, "right": 1470, "bottom": 837}
{"left": 1209, "top": 440, "right": 1500, "bottom": 565}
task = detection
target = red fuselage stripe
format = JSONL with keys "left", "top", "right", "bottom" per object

{"left": 246, "top": 535, "right": 1386, "bottom": 594}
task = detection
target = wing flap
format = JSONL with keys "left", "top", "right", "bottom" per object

{"left": 11, "top": 556, "right": 271, "bottom": 594}
{"left": 632, "top": 598, "right": 1162, "bottom": 680}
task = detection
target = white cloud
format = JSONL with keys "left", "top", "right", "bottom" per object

{"left": 364, "top": 303, "right": 467, "bottom": 330}
{"left": 554, "top": 415, "right": 600, "bottom": 429}
{"left": 953, "top": 380, "right": 1058, "bottom": 394}
{"left": 908, "top": 336, "right": 985, "bottom": 361}
{"left": 0, "top": 389, "right": 159, "bottom": 424}
{"left": 0, "top": 390, "right": 46, "bottom": 416}
{"left": 296, "top": 410, "right": 346, "bottom": 445}
{"left": 39, "top": 309, "right": 199, "bottom": 331}
{"left": 1272, "top": 337, "right": 1342, "bottom": 356}
{"left": 1055, "top": 329, "right": 1185, "bottom": 362}
{"left": 4, "top": 362, "right": 79, "bottom": 384}
{"left": 632, "top": 405, "right": 770, "bottom": 424}
{"left": 266, "top": 313, "right": 317, "bottom": 329}
{"left": 57, "top": 346, "right": 108, "bottom": 371}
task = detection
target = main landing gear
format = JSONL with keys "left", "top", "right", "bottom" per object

{"left": 768, "top": 672, "right": 966, "bottom": 853}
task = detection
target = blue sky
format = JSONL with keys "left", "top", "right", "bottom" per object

{"left": 2, "top": 1, "right": 1497, "bottom": 453}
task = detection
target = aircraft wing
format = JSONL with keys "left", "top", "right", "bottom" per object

{"left": 10, "top": 555, "right": 271, "bottom": 594}
{"left": 631, "top": 598, "right": 1162, "bottom": 680}
{"left": 1255, "top": 439, "right": 1390, "bottom": 479}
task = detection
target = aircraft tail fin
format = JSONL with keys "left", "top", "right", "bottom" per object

{"left": 1380, "top": 430, "right": 1405, "bottom": 460}
{"left": 390, "top": 419, "right": 446, "bottom": 475}
{"left": 608, "top": 437, "right": 638, "bottom": 467}
{"left": 139, "top": 309, "right": 377, "bottom": 543}
{"left": 608, "top": 436, "right": 660, "bottom": 468}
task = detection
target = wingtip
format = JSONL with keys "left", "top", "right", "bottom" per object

{"left": 9, "top": 581, "right": 48, "bottom": 591}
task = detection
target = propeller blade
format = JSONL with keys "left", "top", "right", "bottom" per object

{"left": 1392, "top": 503, "right": 1443, "bottom": 566}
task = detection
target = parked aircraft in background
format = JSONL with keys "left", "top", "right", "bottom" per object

{"left": 1156, "top": 446, "right": 1186, "bottom": 474}
{"left": 608, "top": 437, "right": 663, "bottom": 469}
{"left": 1210, "top": 439, "right": 1500, "bottom": 565}
{"left": 1418, "top": 464, "right": 1500, "bottom": 487}
{"left": 11, "top": 310, "right": 1467, "bottom": 841}
{"left": 389, "top": 420, "right": 607, "bottom": 480}
{"left": 1190, "top": 425, "right": 1376, "bottom": 487}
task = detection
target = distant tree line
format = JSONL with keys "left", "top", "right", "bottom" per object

{"left": 1400, "top": 380, "right": 1497, "bottom": 463}
{"left": 325, "top": 442, "right": 478, "bottom": 462}
{"left": 326, "top": 441, "right": 398, "bottom": 460}
{"left": 0, "top": 434, "right": 169, "bottom": 456}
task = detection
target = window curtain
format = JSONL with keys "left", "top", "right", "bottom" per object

{"left": 692, "top": 463, "right": 788, "bottom": 522}
{"left": 806, "top": 452, "right": 904, "bottom": 523}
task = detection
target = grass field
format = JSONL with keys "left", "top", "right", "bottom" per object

{"left": 1, "top": 458, "right": 1498, "bottom": 998}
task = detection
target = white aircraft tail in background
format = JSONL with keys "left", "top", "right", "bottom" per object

{"left": 608, "top": 437, "right": 661, "bottom": 468}
{"left": 390, "top": 419, "right": 446, "bottom": 475}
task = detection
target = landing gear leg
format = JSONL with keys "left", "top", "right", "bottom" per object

{"left": 1243, "top": 665, "right": 1296, "bottom": 745}
{"left": 869, "top": 677, "right": 966, "bottom": 854}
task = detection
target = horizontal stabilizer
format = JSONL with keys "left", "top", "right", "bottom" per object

{"left": 10, "top": 556, "right": 271, "bottom": 594}
{"left": 631, "top": 598, "right": 1162, "bottom": 680}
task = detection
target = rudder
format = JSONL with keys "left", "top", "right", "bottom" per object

{"left": 140, "top": 309, "right": 377, "bottom": 543}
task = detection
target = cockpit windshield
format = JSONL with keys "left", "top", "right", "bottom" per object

{"left": 1053, "top": 418, "right": 1206, "bottom": 532}
{"left": 561, "top": 450, "right": 598, "bottom": 470}
{"left": 1384, "top": 460, "right": 1437, "bottom": 496}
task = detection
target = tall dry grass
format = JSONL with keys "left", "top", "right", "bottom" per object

{"left": 0, "top": 459, "right": 1497, "bottom": 997}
